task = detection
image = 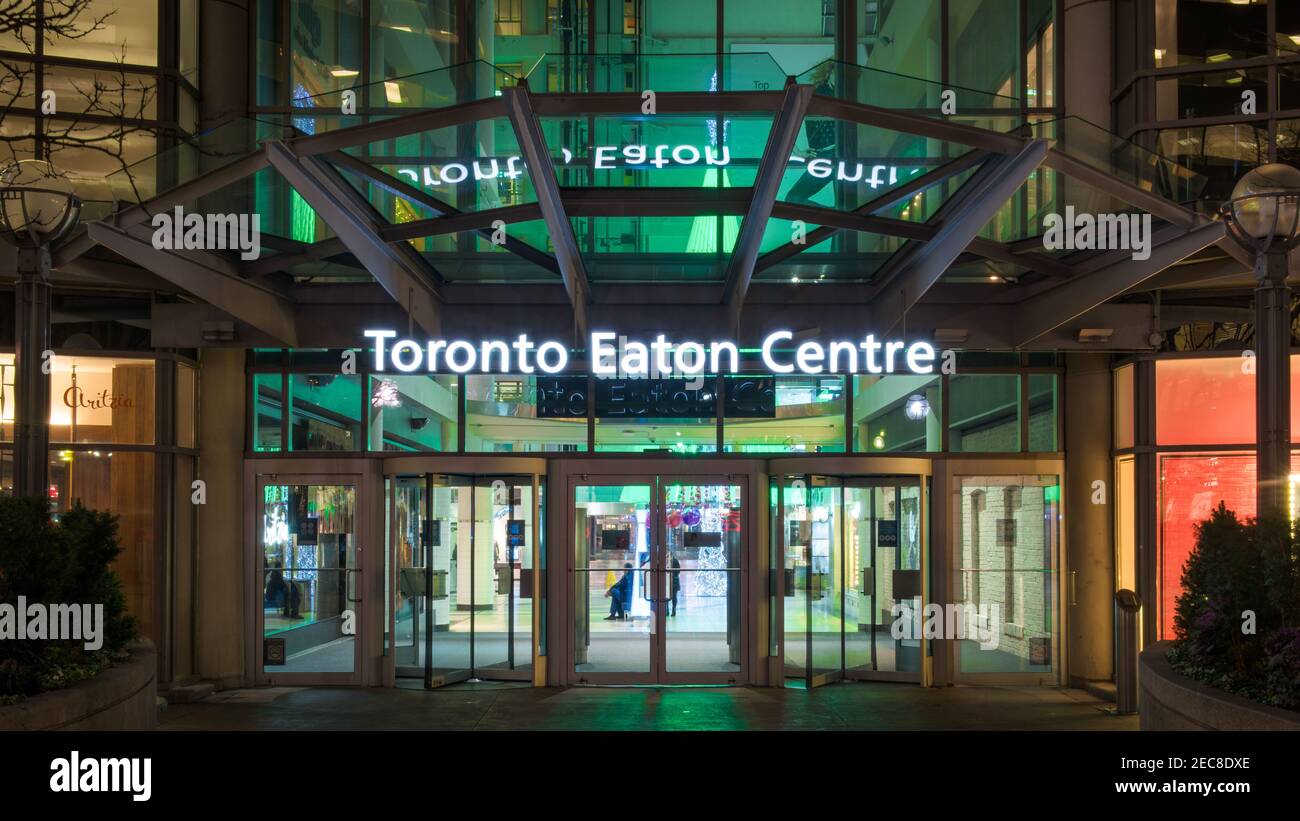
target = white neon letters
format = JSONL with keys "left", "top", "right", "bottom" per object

{"left": 364, "top": 329, "right": 935, "bottom": 376}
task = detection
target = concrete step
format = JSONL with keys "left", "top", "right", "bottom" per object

{"left": 163, "top": 682, "right": 216, "bottom": 704}
{"left": 1081, "top": 679, "right": 1117, "bottom": 703}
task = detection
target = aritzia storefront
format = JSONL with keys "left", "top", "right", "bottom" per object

{"left": 1113, "top": 352, "right": 1300, "bottom": 650}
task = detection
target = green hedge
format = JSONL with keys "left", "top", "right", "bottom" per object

{"left": 0, "top": 497, "right": 138, "bottom": 704}
{"left": 1169, "top": 503, "right": 1300, "bottom": 711}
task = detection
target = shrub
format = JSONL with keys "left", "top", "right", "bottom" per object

{"left": 0, "top": 497, "right": 137, "bottom": 703}
{"left": 1169, "top": 503, "right": 1300, "bottom": 710}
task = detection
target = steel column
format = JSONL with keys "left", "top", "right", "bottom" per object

{"left": 13, "top": 247, "right": 52, "bottom": 498}
{"left": 1255, "top": 248, "right": 1291, "bottom": 517}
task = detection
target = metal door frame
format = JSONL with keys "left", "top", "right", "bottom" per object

{"left": 563, "top": 461, "right": 755, "bottom": 686}
{"left": 251, "top": 471, "right": 366, "bottom": 687}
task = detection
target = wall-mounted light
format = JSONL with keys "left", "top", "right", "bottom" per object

{"left": 905, "top": 394, "right": 929, "bottom": 421}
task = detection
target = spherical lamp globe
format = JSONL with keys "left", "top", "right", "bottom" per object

{"left": 1229, "top": 163, "right": 1300, "bottom": 241}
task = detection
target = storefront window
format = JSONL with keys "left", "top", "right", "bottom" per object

{"left": 948, "top": 374, "right": 1021, "bottom": 452}
{"left": 1157, "top": 453, "right": 1257, "bottom": 640}
{"left": 466, "top": 375, "right": 584, "bottom": 452}
{"left": 1155, "top": 356, "right": 1253, "bottom": 445}
{"left": 0, "top": 353, "right": 12, "bottom": 442}
{"left": 44, "top": 0, "right": 159, "bottom": 66}
{"left": 853, "top": 374, "right": 940, "bottom": 453}
{"left": 1114, "top": 363, "right": 1134, "bottom": 449}
{"left": 48, "top": 450, "right": 156, "bottom": 638}
{"left": 1115, "top": 455, "right": 1136, "bottom": 593}
{"left": 49, "top": 355, "right": 154, "bottom": 445}
{"left": 177, "top": 364, "right": 197, "bottom": 449}
{"left": 369, "top": 375, "right": 458, "bottom": 452}
{"left": 371, "top": 0, "right": 458, "bottom": 83}
{"left": 288, "top": 373, "right": 362, "bottom": 452}
{"left": 725, "top": 375, "right": 844, "bottom": 453}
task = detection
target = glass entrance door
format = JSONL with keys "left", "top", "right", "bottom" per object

{"left": 780, "top": 474, "right": 925, "bottom": 687}
{"left": 390, "top": 473, "right": 536, "bottom": 686}
{"left": 844, "top": 479, "right": 924, "bottom": 681}
{"left": 258, "top": 479, "right": 361, "bottom": 683}
{"left": 571, "top": 476, "right": 746, "bottom": 684}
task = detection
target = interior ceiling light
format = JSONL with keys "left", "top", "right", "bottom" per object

{"left": 330, "top": 68, "right": 360, "bottom": 77}
{"left": 1207, "top": 53, "right": 1232, "bottom": 63}
{"left": 905, "top": 394, "right": 929, "bottom": 421}
{"left": 384, "top": 81, "right": 403, "bottom": 104}
{"left": 1076, "top": 328, "right": 1114, "bottom": 344}
{"left": 1290, "top": 35, "right": 1300, "bottom": 46}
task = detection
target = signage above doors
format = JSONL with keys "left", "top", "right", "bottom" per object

{"left": 364, "top": 329, "right": 937, "bottom": 377}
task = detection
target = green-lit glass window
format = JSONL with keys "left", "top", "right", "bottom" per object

{"left": 1027, "top": 374, "right": 1058, "bottom": 452}
{"left": 253, "top": 373, "right": 283, "bottom": 452}
{"left": 290, "top": 0, "right": 364, "bottom": 101}
{"left": 289, "top": 374, "right": 362, "bottom": 451}
{"left": 853, "top": 375, "right": 941, "bottom": 452}
{"left": 369, "top": 375, "right": 458, "bottom": 452}
{"left": 948, "top": 374, "right": 1021, "bottom": 452}
{"left": 595, "top": 377, "right": 717, "bottom": 454}
{"left": 256, "top": 0, "right": 285, "bottom": 105}
{"left": 371, "top": 0, "right": 458, "bottom": 83}
{"left": 466, "top": 375, "right": 586, "bottom": 452}
{"left": 949, "top": 0, "right": 1019, "bottom": 102}
{"left": 723, "top": 375, "right": 844, "bottom": 453}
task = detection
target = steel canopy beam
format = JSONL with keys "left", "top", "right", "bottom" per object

{"left": 87, "top": 221, "right": 299, "bottom": 345}
{"left": 502, "top": 84, "right": 591, "bottom": 337}
{"left": 723, "top": 81, "right": 813, "bottom": 329}
{"left": 1012, "top": 220, "right": 1227, "bottom": 347}
{"left": 868, "top": 138, "right": 1049, "bottom": 333}
{"left": 756, "top": 149, "right": 988, "bottom": 272}
{"left": 325, "top": 151, "right": 560, "bottom": 275}
{"left": 266, "top": 140, "right": 443, "bottom": 336}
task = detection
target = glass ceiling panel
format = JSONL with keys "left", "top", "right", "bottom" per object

{"left": 539, "top": 113, "right": 775, "bottom": 189}
{"left": 338, "top": 117, "right": 538, "bottom": 217}
{"left": 106, "top": 116, "right": 285, "bottom": 206}
{"left": 1031, "top": 116, "right": 1209, "bottom": 207}
{"left": 417, "top": 218, "right": 558, "bottom": 283}
{"left": 798, "top": 59, "right": 1020, "bottom": 113}
{"left": 525, "top": 52, "right": 788, "bottom": 94}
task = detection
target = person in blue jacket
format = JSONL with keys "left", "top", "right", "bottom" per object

{"left": 604, "top": 562, "right": 634, "bottom": 620}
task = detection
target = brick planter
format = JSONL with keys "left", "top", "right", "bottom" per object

{"left": 1139, "top": 641, "right": 1300, "bottom": 731}
{"left": 0, "top": 640, "right": 158, "bottom": 731}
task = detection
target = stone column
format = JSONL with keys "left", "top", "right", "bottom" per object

{"left": 195, "top": 348, "right": 246, "bottom": 687}
{"left": 1064, "top": 352, "right": 1114, "bottom": 683}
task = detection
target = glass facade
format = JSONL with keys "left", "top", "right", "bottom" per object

{"left": 1120, "top": 0, "right": 1299, "bottom": 212}
{"left": 248, "top": 351, "right": 1062, "bottom": 455}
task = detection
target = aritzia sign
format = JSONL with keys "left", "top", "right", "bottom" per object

{"left": 391, "top": 146, "right": 920, "bottom": 191}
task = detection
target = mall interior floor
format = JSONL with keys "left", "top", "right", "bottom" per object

{"left": 159, "top": 681, "right": 1134, "bottom": 731}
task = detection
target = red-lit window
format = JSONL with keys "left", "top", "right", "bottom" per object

{"left": 1155, "top": 358, "right": 1254, "bottom": 445}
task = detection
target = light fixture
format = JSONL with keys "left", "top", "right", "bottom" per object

{"left": 1221, "top": 163, "right": 1300, "bottom": 243}
{"left": 1290, "top": 35, "right": 1300, "bottom": 46}
{"left": 386, "top": 24, "right": 413, "bottom": 33}
{"left": 330, "top": 68, "right": 360, "bottom": 78}
{"left": 384, "top": 81, "right": 403, "bottom": 104}
{"left": 904, "top": 394, "right": 929, "bottom": 421}
{"left": 1153, "top": 48, "right": 1166, "bottom": 62}
{"left": 872, "top": 431, "right": 886, "bottom": 450}
{"left": 0, "top": 160, "right": 82, "bottom": 248}
{"left": 371, "top": 379, "right": 401, "bottom": 408}
{"left": 1207, "top": 53, "right": 1232, "bottom": 63}
{"left": 1076, "top": 328, "right": 1114, "bottom": 344}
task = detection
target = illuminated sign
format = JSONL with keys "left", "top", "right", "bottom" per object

{"left": 392, "top": 147, "right": 920, "bottom": 192}
{"left": 364, "top": 330, "right": 936, "bottom": 377}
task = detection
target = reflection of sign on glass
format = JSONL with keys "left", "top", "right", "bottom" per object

{"left": 536, "top": 376, "right": 775, "bottom": 419}
{"left": 600, "top": 529, "right": 631, "bottom": 551}
{"left": 878, "top": 520, "right": 898, "bottom": 548}
{"left": 683, "top": 531, "right": 722, "bottom": 548}
{"left": 298, "top": 517, "right": 319, "bottom": 546}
